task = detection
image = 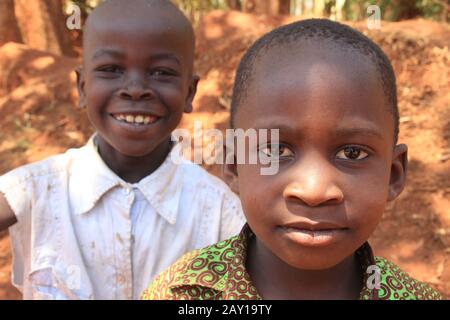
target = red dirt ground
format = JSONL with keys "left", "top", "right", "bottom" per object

{"left": 0, "top": 11, "right": 449, "bottom": 299}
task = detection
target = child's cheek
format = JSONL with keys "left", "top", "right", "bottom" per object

{"left": 238, "top": 169, "right": 274, "bottom": 219}
{"left": 85, "top": 80, "right": 115, "bottom": 105}
{"left": 346, "top": 171, "right": 390, "bottom": 234}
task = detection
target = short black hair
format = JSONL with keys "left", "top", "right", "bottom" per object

{"left": 230, "top": 19, "right": 399, "bottom": 143}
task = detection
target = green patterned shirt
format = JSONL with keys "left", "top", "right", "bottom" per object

{"left": 142, "top": 225, "right": 442, "bottom": 300}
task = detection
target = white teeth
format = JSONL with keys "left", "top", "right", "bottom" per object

{"left": 113, "top": 114, "right": 157, "bottom": 125}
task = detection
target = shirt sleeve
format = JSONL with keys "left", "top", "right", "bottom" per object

{"left": 375, "top": 257, "right": 443, "bottom": 300}
{"left": 219, "top": 191, "right": 245, "bottom": 241}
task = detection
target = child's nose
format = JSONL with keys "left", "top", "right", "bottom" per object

{"left": 119, "top": 76, "right": 153, "bottom": 101}
{"left": 282, "top": 161, "right": 344, "bottom": 207}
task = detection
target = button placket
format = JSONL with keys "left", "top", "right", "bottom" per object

{"left": 113, "top": 185, "right": 135, "bottom": 299}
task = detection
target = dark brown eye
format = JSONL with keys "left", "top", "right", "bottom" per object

{"left": 150, "top": 68, "right": 178, "bottom": 77}
{"left": 259, "top": 144, "right": 294, "bottom": 160}
{"left": 96, "top": 65, "right": 123, "bottom": 73}
{"left": 336, "top": 146, "right": 368, "bottom": 160}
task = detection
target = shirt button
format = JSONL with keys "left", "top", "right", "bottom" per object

{"left": 123, "top": 187, "right": 131, "bottom": 195}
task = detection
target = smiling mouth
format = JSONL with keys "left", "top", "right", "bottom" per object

{"left": 111, "top": 113, "right": 160, "bottom": 126}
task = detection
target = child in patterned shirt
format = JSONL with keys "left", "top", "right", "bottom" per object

{"left": 142, "top": 19, "right": 441, "bottom": 300}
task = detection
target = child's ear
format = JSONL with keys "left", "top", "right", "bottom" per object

{"left": 222, "top": 143, "right": 239, "bottom": 194}
{"left": 184, "top": 75, "right": 199, "bottom": 113}
{"left": 388, "top": 143, "right": 408, "bottom": 201}
{"left": 75, "top": 66, "right": 87, "bottom": 109}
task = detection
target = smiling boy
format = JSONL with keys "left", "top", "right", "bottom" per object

{"left": 0, "top": 0, "right": 244, "bottom": 299}
{"left": 142, "top": 19, "right": 441, "bottom": 300}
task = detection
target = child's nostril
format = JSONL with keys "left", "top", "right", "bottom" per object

{"left": 119, "top": 91, "right": 133, "bottom": 99}
{"left": 141, "top": 92, "right": 152, "bottom": 100}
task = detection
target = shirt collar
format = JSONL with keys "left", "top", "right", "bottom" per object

{"left": 168, "top": 224, "right": 257, "bottom": 295}
{"left": 133, "top": 145, "right": 184, "bottom": 225}
{"left": 70, "top": 134, "right": 184, "bottom": 224}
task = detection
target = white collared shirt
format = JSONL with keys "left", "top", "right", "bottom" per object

{"left": 0, "top": 134, "right": 245, "bottom": 299}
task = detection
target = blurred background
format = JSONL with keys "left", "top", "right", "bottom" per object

{"left": 0, "top": 0, "right": 449, "bottom": 299}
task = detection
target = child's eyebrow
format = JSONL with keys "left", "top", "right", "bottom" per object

{"left": 333, "top": 127, "right": 384, "bottom": 140}
{"left": 92, "top": 48, "right": 125, "bottom": 60}
{"left": 149, "top": 53, "right": 181, "bottom": 66}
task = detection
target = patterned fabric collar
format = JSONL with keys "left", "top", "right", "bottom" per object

{"left": 169, "top": 224, "right": 379, "bottom": 299}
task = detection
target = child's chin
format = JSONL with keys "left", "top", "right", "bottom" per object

{"left": 281, "top": 247, "right": 349, "bottom": 270}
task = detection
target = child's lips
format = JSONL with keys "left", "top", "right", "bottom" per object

{"left": 279, "top": 222, "right": 348, "bottom": 247}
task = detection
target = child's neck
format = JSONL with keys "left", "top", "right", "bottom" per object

{"left": 247, "top": 237, "right": 363, "bottom": 300}
{"left": 97, "top": 138, "right": 172, "bottom": 184}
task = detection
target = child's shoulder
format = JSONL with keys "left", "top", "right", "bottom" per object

{"left": 0, "top": 148, "right": 78, "bottom": 188}
{"left": 0, "top": 142, "right": 90, "bottom": 185}
{"left": 142, "top": 235, "right": 239, "bottom": 300}
{"left": 0, "top": 146, "right": 86, "bottom": 222}
{"left": 367, "top": 256, "right": 442, "bottom": 300}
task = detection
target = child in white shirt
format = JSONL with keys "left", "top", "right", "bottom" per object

{"left": 0, "top": 0, "right": 244, "bottom": 299}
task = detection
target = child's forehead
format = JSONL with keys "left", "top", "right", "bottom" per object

{"left": 85, "top": 19, "right": 188, "bottom": 47}
{"left": 88, "top": 7, "right": 185, "bottom": 33}
{"left": 249, "top": 41, "right": 384, "bottom": 103}
{"left": 255, "top": 40, "right": 375, "bottom": 79}
{"left": 254, "top": 50, "right": 373, "bottom": 95}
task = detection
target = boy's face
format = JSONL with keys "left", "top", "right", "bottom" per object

{"left": 228, "top": 44, "right": 407, "bottom": 270}
{"left": 77, "top": 3, "right": 198, "bottom": 157}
